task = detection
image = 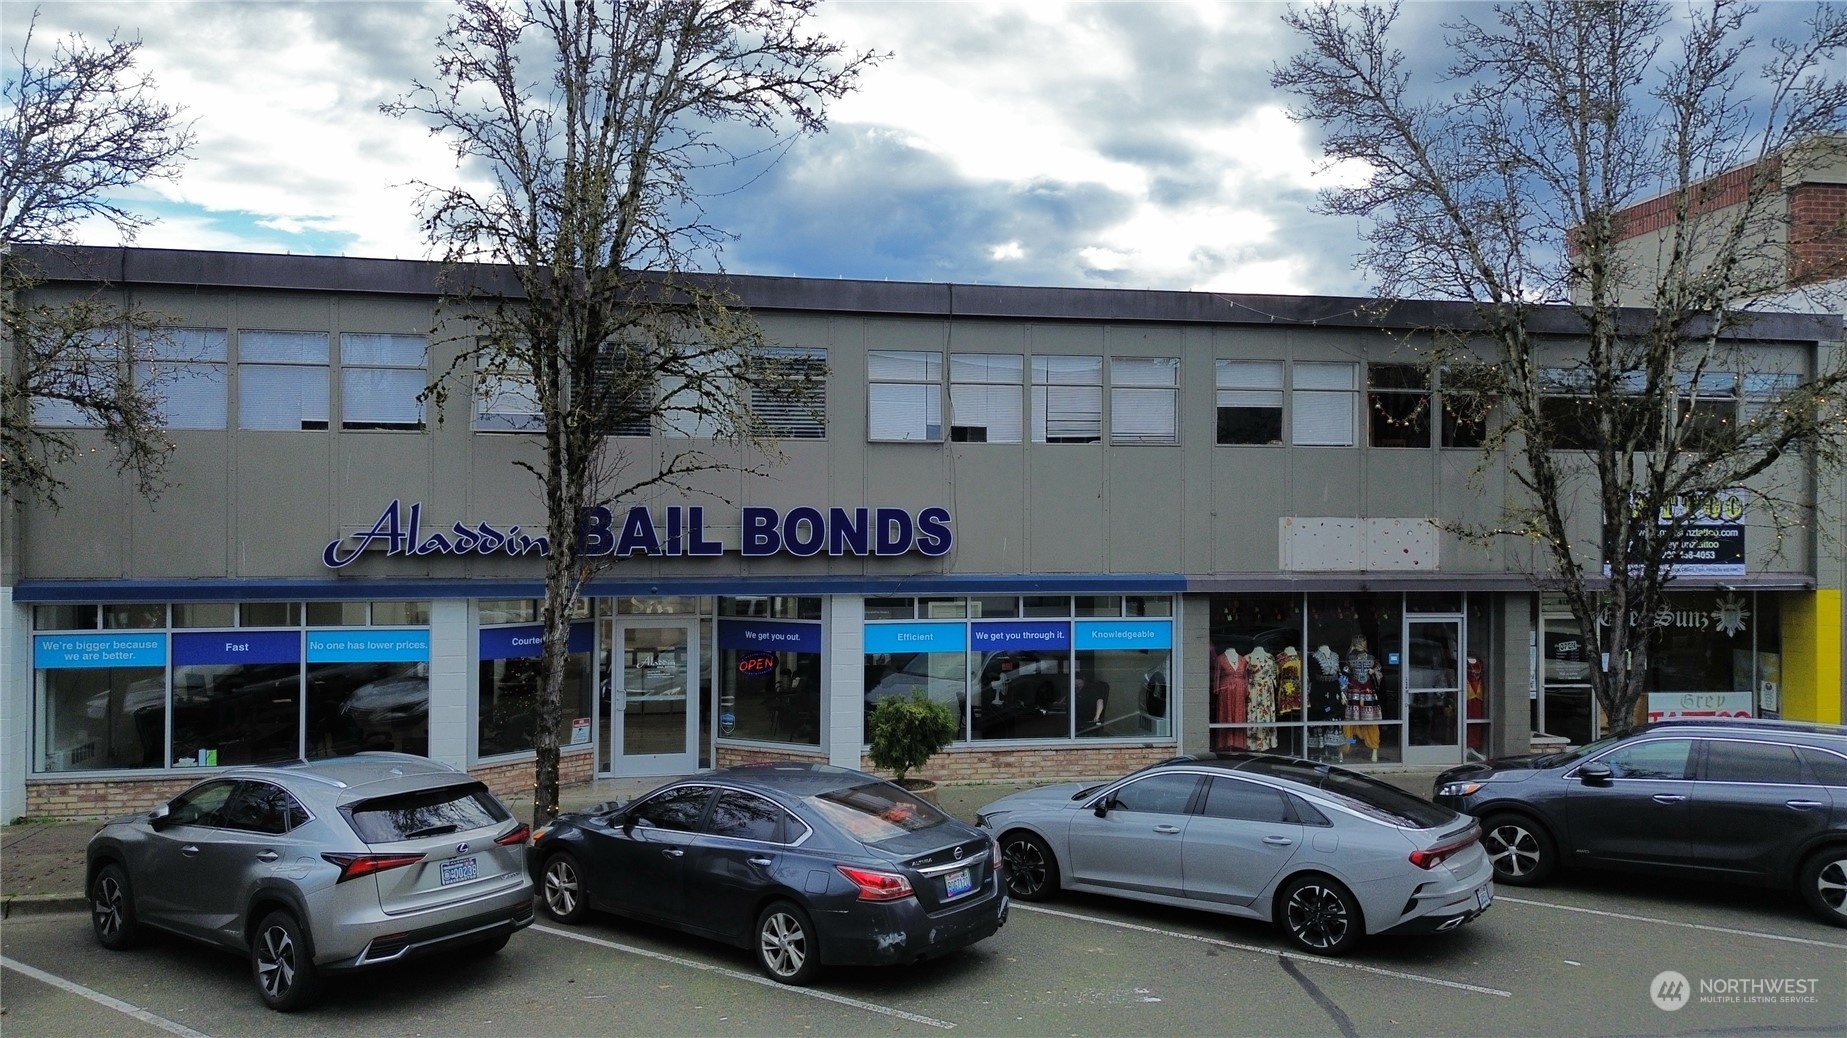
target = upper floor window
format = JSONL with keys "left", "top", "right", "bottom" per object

{"left": 1215, "top": 360, "right": 1283, "bottom": 445}
{"left": 1676, "top": 371, "right": 1738, "bottom": 448}
{"left": 239, "top": 330, "right": 330, "bottom": 431}
{"left": 1110, "top": 357, "right": 1179, "bottom": 444}
{"left": 476, "top": 359, "right": 540, "bottom": 432}
{"left": 1292, "top": 362, "right": 1357, "bottom": 446}
{"left": 341, "top": 333, "right": 427, "bottom": 431}
{"left": 140, "top": 328, "right": 229, "bottom": 430}
{"left": 752, "top": 346, "right": 826, "bottom": 439}
{"left": 1032, "top": 355, "right": 1103, "bottom": 443}
{"left": 595, "top": 342, "right": 655, "bottom": 437}
{"left": 868, "top": 350, "right": 942, "bottom": 441}
{"left": 30, "top": 328, "right": 118, "bottom": 427}
{"left": 1367, "top": 363, "right": 1430, "bottom": 447}
{"left": 950, "top": 353, "right": 1023, "bottom": 443}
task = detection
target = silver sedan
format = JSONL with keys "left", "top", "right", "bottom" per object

{"left": 976, "top": 753, "right": 1493, "bottom": 955}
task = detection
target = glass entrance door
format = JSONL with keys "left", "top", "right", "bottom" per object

{"left": 609, "top": 621, "right": 698, "bottom": 776}
{"left": 1404, "top": 617, "right": 1464, "bottom": 765}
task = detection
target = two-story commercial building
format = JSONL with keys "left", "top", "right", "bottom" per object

{"left": 3, "top": 245, "right": 1840, "bottom": 820}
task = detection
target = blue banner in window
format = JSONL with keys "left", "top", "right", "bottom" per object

{"left": 718, "top": 619, "right": 821, "bottom": 654}
{"left": 480, "top": 623, "right": 592, "bottom": 660}
{"left": 971, "top": 621, "right": 1070, "bottom": 651}
{"left": 1075, "top": 621, "right": 1172, "bottom": 651}
{"left": 865, "top": 623, "right": 967, "bottom": 654}
{"left": 173, "top": 630, "right": 301, "bottom": 666}
{"left": 308, "top": 629, "right": 431, "bottom": 663}
{"left": 34, "top": 633, "right": 168, "bottom": 670}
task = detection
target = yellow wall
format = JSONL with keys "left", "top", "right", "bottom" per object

{"left": 1782, "top": 590, "right": 1844, "bottom": 724}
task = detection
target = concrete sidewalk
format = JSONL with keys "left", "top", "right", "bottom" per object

{"left": 1, "top": 766, "right": 1447, "bottom": 919}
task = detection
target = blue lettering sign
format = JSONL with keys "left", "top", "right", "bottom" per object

{"left": 480, "top": 623, "right": 594, "bottom": 661}
{"left": 308, "top": 629, "right": 432, "bottom": 663}
{"left": 174, "top": 630, "right": 301, "bottom": 666}
{"left": 1075, "top": 621, "right": 1172, "bottom": 651}
{"left": 34, "top": 633, "right": 169, "bottom": 670}
{"left": 718, "top": 619, "right": 822, "bottom": 654}
{"left": 865, "top": 623, "right": 968, "bottom": 655}
{"left": 971, "top": 622, "right": 1071, "bottom": 651}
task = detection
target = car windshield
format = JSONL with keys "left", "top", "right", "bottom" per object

{"left": 805, "top": 782, "right": 951, "bottom": 843}
{"left": 1242, "top": 758, "right": 1456, "bottom": 829}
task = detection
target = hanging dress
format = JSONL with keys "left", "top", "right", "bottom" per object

{"left": 1245, "top": 648, "right": 1278, "bottom": 751}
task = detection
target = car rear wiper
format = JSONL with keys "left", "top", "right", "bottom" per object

{"left": 403, "top": 823, "right": 461, "bottom": 838}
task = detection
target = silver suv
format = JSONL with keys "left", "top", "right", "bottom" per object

{"left": 85, "top": 753, "right": 534, "bottom": 1011}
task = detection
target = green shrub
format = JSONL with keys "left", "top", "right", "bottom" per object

{"left": 866, "top": 693, "right": 957, "bottom": 783}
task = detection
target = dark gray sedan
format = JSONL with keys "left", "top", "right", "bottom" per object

{"left": 978, "top": 753, "right": 1492, "bottom": 955}
{"left": 529, "top": 762, "right": 1008, "bottom": 985}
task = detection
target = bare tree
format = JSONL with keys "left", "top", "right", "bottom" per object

{"left": 1273, "top": 1, "right": 1847, "bottom": 733}
{"left": 2, "top": 10, "right": 195, "bottom": 506}
{"left": 387, "top": 0, "right": 878, "bottom": 823}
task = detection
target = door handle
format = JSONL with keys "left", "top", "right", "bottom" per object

{"left": 1651, "top": 794, "right": 1687, "bottom": 804}
{"left": 1262, "top": 836, "right": 1294, "bottom": 846}
{"left": 181, "top": 845, "right": 200, "bottom": 855}
{"left": 662, "top": 848, "right": 684, "bottom": 858}
{"left": 256, "top": 850, "right": 280, "bottom": 863}
{"left": 1785, "top": 800, "right": 1825, "bottom": 810}
{"left": 748, "top": 856, "right": 774, "bottom": 867}
{"left": 1152, "top": 824, "right": 1183, "bottom": 835}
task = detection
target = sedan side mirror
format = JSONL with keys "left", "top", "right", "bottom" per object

{"left": 147, "top": 804, "right": 173, "bottom": 830}
{"left": 1579, "top": 762, "right": 1614, "bottom": 787}
{"left": 1093, "top": 797, "right": 1116, "bottom": 818}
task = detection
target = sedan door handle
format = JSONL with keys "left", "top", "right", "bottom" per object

{"left": 255, "top": 850, "right": 280, "bottom": 863}
{"left": 662, "top": 848, "right": 684, "bottom": 858}
{"left": 748, "top": 856, "right": 774, "bottom": 866}
{"left": 1652, "top": 794, "right": 1687, "bottom": 804}
{"left": 1152, "top": 824, "right": 1183, "bottom": 835}
{"left": 1786, "top": 800, "right": 1825, "bottom": 810}
{"left": 1262, "top": 836, "right": 1294, "bottom": 846}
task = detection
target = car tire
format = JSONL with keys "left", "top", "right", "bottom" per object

{"left": 755, "top": 900, "right": 822, "bottom": 986}
{"left": 1480, "top": 813, "right": 1557, "bottom": 886}
{"left": 1000, "top": 830, "right": 1060, "bottom": 902}
{"left": 251, "top": 910, "right": 322, "bottom": 1012}
{"left": 540, "top": 852, "right": 589, "bottom": 923}
{"left": 1276, "top": 873, "right": 1363, "bottom": 956}
{"left": 1797, "top": 847, "right": 1847, "bottom": 928}
{"left": 90, "top": 862, "right": 142, "bottom": 950}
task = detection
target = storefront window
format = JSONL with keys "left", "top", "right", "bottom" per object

{"left": 1641, "top": 589, "right": 1770, "bottom": 724}
{"left": 1208, "top": 594, "right": 1304, "bottom": 754}
{"left": 306, "top": 628, "right": 431, "bottom": 758}
{"left": 171, "top": 631, "right": 302, "bottom": 768}
{"left": 34, "top": 630, "right": 167, "bottom": 773}
{"left": 477, "top": 622, "right": 593, "bottom": 759}
{"left": 174, "top": 603, "right": 236, "bottom": 628}
{"left": 717, "top": 611, "right": 822, "bottom": 746}
{"left": 865, "top": 599, "right": 1174, "bottom": 744}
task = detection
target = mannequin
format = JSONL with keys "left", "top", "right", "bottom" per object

{"left": 1343, "top": 634, "right": 1383, "bottom": 762}
{"left": 1276, "top": 646, "right": 1303, "bottom": 718}
{"left": 1211, "top": 646, "right": 1251, "bottom": 750}
{"left": 1466, "top": 654, "right": 1486, "bottom": 752}
{"left": 1245, "top": 645, "right": 1277, "bottom": 751}
{"left": 1307, "top": 644, "right": 1345, "bottom": 762}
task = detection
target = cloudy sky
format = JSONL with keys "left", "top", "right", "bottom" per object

{"left": 0, "top": 1, "right": 1820, "bottom": 298}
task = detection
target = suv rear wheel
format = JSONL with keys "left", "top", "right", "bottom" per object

{"left": 1798, "top": 847, "right": 1847, "bottom": 927}
{"left": 252, "top": 910, "right": 322, "bottom": 1012}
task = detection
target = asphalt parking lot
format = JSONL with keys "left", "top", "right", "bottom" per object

{"left": 5, "top": 856, "right": 1844, "bottom": 1037}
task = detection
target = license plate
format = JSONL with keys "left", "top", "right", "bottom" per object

{"left": 1476, "top": 884, "right": 1492, "bottom": 910}
{"left": 441, "top": 855, "right": 478, "bottom": 886}
{"left": 943, "top": 867, "right": 973, "bottom": 899}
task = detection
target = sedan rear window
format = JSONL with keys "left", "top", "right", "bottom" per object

{"left": 346, "top": 783, "right": 508, "bottom": 844}
{"left": 805, "top": 782, "right": 950, "bottom": 842}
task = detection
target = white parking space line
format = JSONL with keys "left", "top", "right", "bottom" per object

{"left": 1, "top": 955, "right": 213, "bottom": 1038}
{"left": 1495, "top": 896, "right": 1847, "bottom": 948}
{"left": 531, "top": 924, "right": 959, "bottom": 1029}
{"left": 1012, "top": 905, "right": 1513, "bottom": 998}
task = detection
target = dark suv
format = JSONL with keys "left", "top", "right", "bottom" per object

{"left": 1432, "top": 719, "right": 1847, "bottom": 926}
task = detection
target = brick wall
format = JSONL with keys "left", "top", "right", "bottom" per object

{"left": 1789, "top": 180, "right": 1847, "bottom": 286}
{"left": 711, "top": 743, "right": 1172, "bottom": 784}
